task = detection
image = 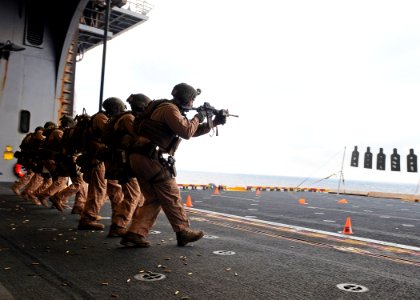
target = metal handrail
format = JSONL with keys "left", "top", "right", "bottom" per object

{"left": 80, "top": 0, "right": 153, "bottom": 27}
{"left": 124, "top": 0, "right": 154, "bottom": 15}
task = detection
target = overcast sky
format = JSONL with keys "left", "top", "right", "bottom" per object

{"left": 75, "top": 0, "right": 420, "bottom": 185}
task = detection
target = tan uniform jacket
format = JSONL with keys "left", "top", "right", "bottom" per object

{"left": 114, "top": 112, "right": 136, "bottom": 149}
{"left": 151, "top": 102, "right": 210, "bottom": 139}
{"left": 45, "top": 128, "right": 64, "bottom": 151}
{"left": 43, "top": 128, "right": 64, "bottom": 173}
{"left": 92, "top": 111, "right": 108, "bottom": 133}
{"left": 89, "top": 112, "right": 108, "bottom": 154}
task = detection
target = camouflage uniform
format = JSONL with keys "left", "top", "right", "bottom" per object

{"left": 106, "top": 112, "right": 143, "bottom": 236}
{"left": 37, "top": 127, "right": 69, "bottom": 208}
{"left": 78, "top": 100, "right": 128, "bottom": 231}
{"left": 49, "top": 121, "right": 88, "bottom": 213}
{"left": 121, "top": 84, "right": 228, "bottom": 247}
{"left": 78, "top": 112, "right": 116, "bottom": 229}
{"left": 24, "top": 122, "right": 58, "bottom": 204}
{"left": 11, "top": 129, "right": 41, "bottom": 196}
{"left": 123, "top": 100, "right": 211, "bottom": 247}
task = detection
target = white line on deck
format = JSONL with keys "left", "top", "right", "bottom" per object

{"left": 188, "top": 208, "right": 420, "bottom": 252}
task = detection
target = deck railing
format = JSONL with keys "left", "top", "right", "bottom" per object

{"left": 81, "top": 0, "right": 153, "bottom": 27}
{"left": 124, "top": 0, "right": 154, "bottom": 15}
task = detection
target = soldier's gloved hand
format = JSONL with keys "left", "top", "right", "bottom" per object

{"left": 213, "top": 110, "right": 227, "bottom": 126}
{"left": 194, "top": 110, "right": 206, "bottom": 123}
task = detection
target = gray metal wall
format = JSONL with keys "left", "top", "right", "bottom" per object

{"left": 0, "top": 0, "right": 60, "bottom": 181}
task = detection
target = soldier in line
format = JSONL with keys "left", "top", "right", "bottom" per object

{"left": 20, "top": 121, "right": 57, "bottom": 205}
{"left": 101, "top": 94, "right": 150, "bottom": 237}
{"left": 11, "top": 126, "right": 45, "bottom": 197}
{"left": 120, "top": 83, "right": 227, "bottom": 248}
{"left": 48, "top": 116, "right": 88, "bottom": 213}
{"left": 77, "top": 97, "right": 129, "bottom": 231}
{"left": 36, "top": 116, "right": 75, "bottom": 209}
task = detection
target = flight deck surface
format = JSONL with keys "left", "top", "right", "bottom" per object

{"left": 0, "top": 183, "right": 419, "bottom": 299}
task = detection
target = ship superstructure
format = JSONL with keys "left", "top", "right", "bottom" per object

{"left": 0, "top": 0, "right": 152, "bottom": 181}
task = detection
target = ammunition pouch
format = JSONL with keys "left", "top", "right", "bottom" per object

{"left": 130, "top": 144, "right": 176, "bottom": 182}
{"left": 130, "top": 143, "right": 158, "bottom": 159}
{"left": 55, "top": 155, "right": 78, "bottom": 178}
{"left": 166, "top": 137, "right": 181, "bottom": 156}
{"left": 76, "top": 154, "right": 97, "bottom": 174}
{"left": 158, "top": 154, "right": 177, "bottom": 178}
{"left": 104, "top": 149, "right": 134, "bottom": 184}
{"left": 139, "top": 119, "right": 181, "bottom": 156}
{"left": 145, "top": 154, "right": 176, "bottom": 184}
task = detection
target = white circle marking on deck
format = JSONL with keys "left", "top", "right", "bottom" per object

{"left": 213, "top": 250, "right": 236, "bottom": 255}
{"left": 336, "top": 283, "right": 369, "bottom": 293}
{"left": 134, "top": 273, "right": 166, "bottom": 282}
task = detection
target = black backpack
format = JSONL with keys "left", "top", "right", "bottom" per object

{"left": 71, "top": 113, "right": 92, "bottom": 153}
{"left": 102, "top": 111, "right": 134, "bottom": 150}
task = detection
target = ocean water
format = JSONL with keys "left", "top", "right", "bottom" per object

{"left": 176, "top": 170, "right": 419, "bottom": 194}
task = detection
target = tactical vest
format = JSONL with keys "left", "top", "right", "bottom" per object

{"left": 19, "top": 133, "right": 34, "bottom": 152}
{"left": 134, "top": 100, "right": 181, "bottom": 156}
{"left": 71, "top": 113, "right": 92, "bottom": 154}
{"left": 61, "top": 127, "right": 79, "bottom": 156}
{"left": 102, "top": 111, "right": 134, "bottom": 150}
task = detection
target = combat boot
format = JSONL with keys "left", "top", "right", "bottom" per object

{"left": 11, "top": 185, "right": 21, "bottom": 196}
{"left": 176, "top": 228, "right": 204, "bottom": 247}
{"left": 107, "top": 223, "right": 127, "bottom": 237}
{"left": 120, "top": 232, "right": 150, "bottom": 247}
{"left": 62, "top": 203, "right": 71, "bottom": 210}
{"left": 71, "top": 206, "right": 83, "bottom": 215}
{"left": 40, "top": 197, "right": 49, "bottom": 208}
{"left": 49, "top": 195, "right": 64, "bottom": 212}
{"left": 27, "top": 194, "right": 41, "bottom": 206}
{"left": 78, "top": 219, "right": 105, "bottom": 230}
{"left": 21, "top": 192, "right": 29, "bottom": 201}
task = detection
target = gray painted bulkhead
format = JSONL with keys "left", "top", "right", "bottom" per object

{"left": 0, "top": 0, "right": 88, "bottom": 181}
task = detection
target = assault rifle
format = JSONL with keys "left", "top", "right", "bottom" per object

{"left": 192, "top": 102, "right": 239, "bottom": 130}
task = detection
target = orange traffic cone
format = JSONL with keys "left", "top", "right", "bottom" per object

{"left": 185, "top": 194, "right": 193, "bottom": 207}
{"left": 342, "top": 216, "right": 353, "bottom": 234}
{"left": 338, "top": 198, "right": 348, "bottom": 204}
{"left": 213, "top": 187, "right": 220, "bottom": 195}
{"left": 298, "top": 198, "right": 307, "bottom": 205}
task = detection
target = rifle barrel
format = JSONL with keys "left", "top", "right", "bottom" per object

{"left": 191, "top": 106, "right": 238, "bottom": 118}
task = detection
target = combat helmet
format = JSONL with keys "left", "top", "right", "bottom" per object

{"left": 102, "top": 97, "right": 126, "bottom": 116}
{"left": 171, "top": 83, "right": 200, "bottom": 110}
{"left": 60, "top": 115, "right": 75, "bottom": 128}
{"left": 43, "top": 121, "right": 56, "bottom": 130}
{"left": 126, "top": 93, "right": 151, "bottom": 114}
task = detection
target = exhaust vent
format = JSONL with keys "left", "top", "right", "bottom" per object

{"left": 24, "top": 1, "right": 45, "bottom": 48}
